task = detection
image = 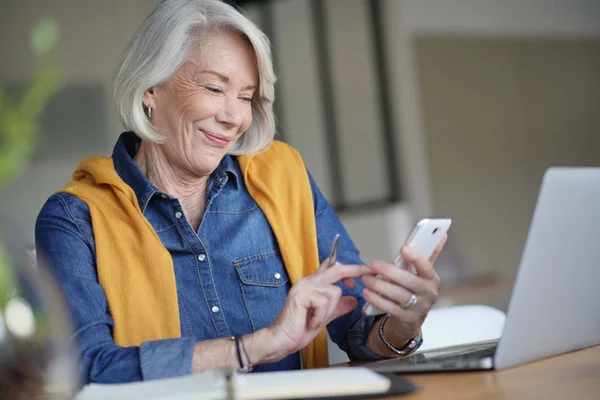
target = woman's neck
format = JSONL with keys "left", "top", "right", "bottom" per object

{"left": 134, "top": 142, "right": 208, "bottom": 231}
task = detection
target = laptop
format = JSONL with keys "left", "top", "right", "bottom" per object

{"left": 368, "top": 167, "right": 600, "bottom": 373}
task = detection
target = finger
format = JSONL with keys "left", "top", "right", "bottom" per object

{"left": 401, "top": 247, "right": 436, "bottom": 280}
{"left": 429, "top": 234, "right": 448, "bottom": 265}
{"left": 369, "top": 262, "right": 439, "bottom": 304}
{"left": 316, "top": 257, "right": 334, "bottom": 273}
{"left": 316, "top": 264, "right": 358, "bottom": 288}
{"left": 362, "top": 288, "right": 405, "bottom": 317}
{"left": 314, "top": 264, "right": 372, "bottom": 285}
{"left": 362, "top": 274, "right": 417, "bottom": 305}
{"left": 362, "top": 288, "right": 423, "bottom": 325}
{"left": 315, "top": 285, "right": 344, "bottom": 327}
{"left": 369, "top": 260, "right": 424, "bottom": 292}
{"left": 307, "top": 292, "right": 330, "bottom": 330}
{"left": 329, "top": 296, "right": 358, "bottom": 322}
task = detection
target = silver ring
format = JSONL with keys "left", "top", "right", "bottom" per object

{"left": 402, "top": 294, "right": 417, "bottom": 310}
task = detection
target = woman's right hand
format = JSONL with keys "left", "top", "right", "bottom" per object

{"left": 266, "top": 261, "right": 372, "bottom": 358}
{"left": 192, "top": 261, "right": 371, "bottom": 373}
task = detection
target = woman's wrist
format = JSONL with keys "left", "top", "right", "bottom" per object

{"left": 384, "top": 316, "right": 421, "bottom": 347}
{"left": 244, "top": 327, "right": 289, "bottom": 366}
{"left": 191, "top": 328, "right": 288, "bottom": 374}
{"left": 366, "top": 315, "right": 420, "bottom": 358}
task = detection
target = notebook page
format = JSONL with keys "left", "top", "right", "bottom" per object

{"left": 75, "top": 367, "right": 390, "bottom": 400}
{"left": 235, "top": 367, "right": 391, "bottom": 400}
{"left": 75, "top": 370, "right": 224, "bottom": 400}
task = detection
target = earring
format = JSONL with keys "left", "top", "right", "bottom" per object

{"left": 148, "top": 106, "right": 153, "bottom": 119}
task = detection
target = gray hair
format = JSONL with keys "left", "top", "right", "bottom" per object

{"left": 113, "top": 0, "right": 276, "bottom": 155}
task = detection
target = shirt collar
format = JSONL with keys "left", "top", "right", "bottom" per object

{"left": 112, "top": 132, "right": 241, "bottom": 212}
{"left": 217, "top": 150, "right": 241, "bottom": 190}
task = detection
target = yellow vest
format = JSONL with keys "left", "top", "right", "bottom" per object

{"left": 61, "top": 140, "right": 329, "bottom": 369}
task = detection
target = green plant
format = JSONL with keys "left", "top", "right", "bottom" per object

{"left": 0, "top": 19, "right": 68, "bottom": 399}
{"left": 0, "top": 16, "right": 63, "bottom": 187}
{"left": 0, "top": 15, "right": 63, "bottom": 300}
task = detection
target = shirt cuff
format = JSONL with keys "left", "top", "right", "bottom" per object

{"left": 139, "top": 337, "right": 196, "bottom": 380}
{"left": 346, "top": 315, "right": 386, "bottom": 361}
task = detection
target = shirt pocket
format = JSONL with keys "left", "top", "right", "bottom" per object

{"left": 233, "top": 250, "right": 290, "bottom": 331}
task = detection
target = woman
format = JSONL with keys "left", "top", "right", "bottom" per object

{"left": 35, "top": 0, "right": 445, "bottom": 384}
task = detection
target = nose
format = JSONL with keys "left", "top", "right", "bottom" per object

{"left": 215, "top": 96, "right": 244, "bottom": 128}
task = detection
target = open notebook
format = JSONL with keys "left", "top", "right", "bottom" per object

{"left": 75, "top": 367, "right": 392, "bottom": 400}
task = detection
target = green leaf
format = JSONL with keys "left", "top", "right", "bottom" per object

{"left": 21, "top": 67, "right": 64, "bottom": 119}
{"left": 0, "top": 242, "right": 17, "bottom": 308}
{"left": 0, "top": 86, "right": 7, "bottom": 111}
{"left": 0, "top": 138, "right": 34, "bottom": 187}
{"left": 30, "top": 16, "right": 60, "bottom": 57}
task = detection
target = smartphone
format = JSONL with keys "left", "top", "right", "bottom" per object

{"left": 362, "top": 217, "right": 452, "bottom": 316}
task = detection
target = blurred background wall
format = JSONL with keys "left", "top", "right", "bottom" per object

{"left": 1, "top": 0, "right": 600, "bottom": 310}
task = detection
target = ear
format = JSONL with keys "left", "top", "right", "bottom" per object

{"left": 143, "top": 87, "right": 156, "bottom": 109}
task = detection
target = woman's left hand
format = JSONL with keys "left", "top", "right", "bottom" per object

{"left": 362, "top": 234, "right": 447, "bottom": 351}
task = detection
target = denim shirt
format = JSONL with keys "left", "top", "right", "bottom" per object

{"left": 35, "top": 132, "right": 381, "bottom": 384}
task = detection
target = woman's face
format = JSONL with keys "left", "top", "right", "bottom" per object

{"left": 144, "top": 30, "right": 258, "bottom": 177}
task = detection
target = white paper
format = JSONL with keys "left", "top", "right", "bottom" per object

{"left": 75, "top": 367, "right": 390, "bottom": 400}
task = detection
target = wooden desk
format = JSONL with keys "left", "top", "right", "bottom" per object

{"left": 378, "top": 345, "right": 600, "bottom": 399}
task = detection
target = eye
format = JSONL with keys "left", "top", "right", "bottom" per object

{"left": 239, "top": 96, "right": 253, "bottom": 103}
{"left": 205, "top": 85, "right": 222, "bottom": 94}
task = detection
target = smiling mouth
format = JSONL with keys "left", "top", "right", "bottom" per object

{"left": 201, "top": 130, "right": 232, "bottom": 148}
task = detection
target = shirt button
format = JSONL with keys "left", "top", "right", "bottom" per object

{"left": 175, "top": 211, "right": 182, "bottom": 219}
{"left": 218, "top": 177, "right": 227, "bottom": 185}
{"left": 274, "top": 272, "right": 281, "bottom": 280}
{"left": 198, "top": 254, "right": 206, "bottom": 261}
{"left": 211, "top": 306, "right": 220, "bottom": 313}
{"left": 160, "top": 194, "right": 167, "bottom": 199}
